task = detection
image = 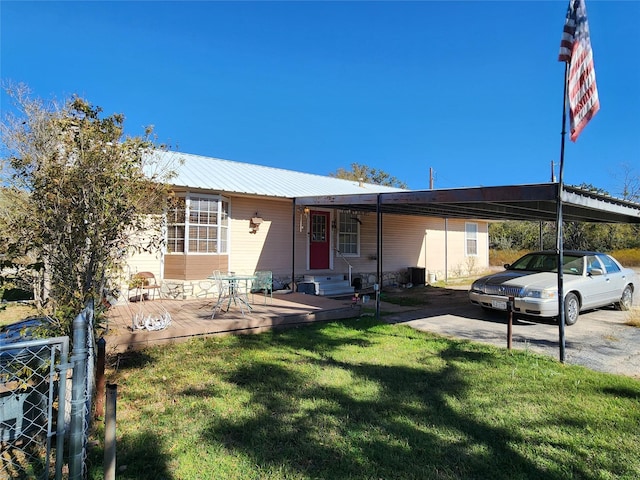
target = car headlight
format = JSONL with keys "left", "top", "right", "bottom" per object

{"left": 471, "top": 281, "right": 483, "bottom": 292}
{"left": 522, "top": 287, "right": 556, "bottom": 299}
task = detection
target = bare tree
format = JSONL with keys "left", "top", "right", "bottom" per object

{"left": 616, "top": 162, "right": 640, "bottom": 202}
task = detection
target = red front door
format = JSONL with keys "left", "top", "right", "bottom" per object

{"left": 309, "top": 211, "right": 330, "bottom": 269}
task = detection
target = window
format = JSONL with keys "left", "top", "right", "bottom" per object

{"left": 338, "top": 211, "right": 359, "bottom": 255}
{"left": 166, "top": 197, "right": 186, "bottom": 253}
{"left": 465, "top": 222, "right": 478, "bottom": 256}
{"left": 597, "top": 254, "right": 620, "bottom": 274}
{"left": 166, "top": 195, "right": 229, "bottom": 253}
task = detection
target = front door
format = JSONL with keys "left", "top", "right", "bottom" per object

{"left": 309, "top": 210, "right": 330, "bottom": 269}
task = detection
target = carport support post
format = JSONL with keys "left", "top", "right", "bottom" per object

{"left": 375, "top": 194, "right": 382, "bottom": 320}
{"left": 292, "top": 198, "right": 297, "bottom": 293}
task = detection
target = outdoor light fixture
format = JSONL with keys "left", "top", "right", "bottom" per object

{"left": 250, "top": 213, "right": 264, "bottom": 234}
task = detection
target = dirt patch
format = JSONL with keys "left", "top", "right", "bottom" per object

{"left": 380, "top": 285, "right": 469, "bottom": 308}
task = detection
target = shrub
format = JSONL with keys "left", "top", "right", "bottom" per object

{"left": 610, "top": 248, "right": 640, "bottom": 267}
{"left": 489, "top": 249, "right": 529, "bottom": 267}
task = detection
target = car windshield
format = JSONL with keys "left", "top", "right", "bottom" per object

{"left": 508, "top": 253, "right": 584, "bottom": 275}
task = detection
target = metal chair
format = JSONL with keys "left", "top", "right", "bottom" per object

{"left": 251, "top": 271, "right": 273, "bottom": 304}
{"left": 211, "top": 271, "right": 230, "bottom": 318}
{"left": 129, "top": 271, "right": 161, "bottom": 301}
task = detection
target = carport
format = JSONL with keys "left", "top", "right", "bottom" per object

{"left": 295, "top": 183, "right": 640, "bottom": 223}
{"left": 293, "top": 182, "right": 640, "bottom": 360}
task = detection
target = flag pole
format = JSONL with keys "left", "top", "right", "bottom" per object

{"left": 556, "top": 0, "right": 600, "bottom": 363}
{"left": 556, "top": 63, "right": 570, "bottom": 363}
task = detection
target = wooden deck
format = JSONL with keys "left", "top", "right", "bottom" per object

{"left": 103, "top": 292, "right": 363, "bottom": 354}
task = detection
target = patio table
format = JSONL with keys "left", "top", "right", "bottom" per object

{"left": 208, "top": 274, "right": 256, "bottom": 317}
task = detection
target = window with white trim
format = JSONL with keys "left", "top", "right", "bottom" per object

{"left": 465, "top": 222, "right": 478, "bottom": 256}
{"left": 166, "top": 195, "right": 229, "bottom": 253}
{"left": 337, "top": 211, "right": 359, "bottom": 255}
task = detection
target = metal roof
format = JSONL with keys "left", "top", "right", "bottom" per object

{"left": 294, "top": 183, "right": 640, "bottom": 224}
{"left": 157, "top": 151, "right": 640, "bottom": 224}
{"left": 156, "top": 150, "right": 403, "bottom": 198}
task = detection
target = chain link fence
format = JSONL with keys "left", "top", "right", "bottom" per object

{"left": 1, "top": 302, "right": 95, "bottom": 479}
{"left": 1, "top": 335, "right": 70, "bottom": 479}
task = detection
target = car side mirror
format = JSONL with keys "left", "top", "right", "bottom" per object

{"left": 504, "top": 264, "right": 511, "bottom": 269}
{"left": 589, "top": 267, "right": 604, "bottom": 276}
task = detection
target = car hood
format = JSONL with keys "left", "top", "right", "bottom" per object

{"left": 475, "top": 271, "right": 579, "bottom": 289}
{"left": 480, "top": 270, "right": 532, "bottom": 286}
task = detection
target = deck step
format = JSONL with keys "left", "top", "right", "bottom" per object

{"left": 299, "top": 275, "right": 355, "bottom": 296}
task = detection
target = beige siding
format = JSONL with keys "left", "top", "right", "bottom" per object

{"left": 229, "top": 197, "right": 295, "bottom": 277}
{"left": 123, "top": 194, "right": 489, "bottom": 289}
{"left": 335, "top": 214, "right": 489, "bottom": 282}
{"left": 422, "top": 218, "right": 490, "bottom": 281}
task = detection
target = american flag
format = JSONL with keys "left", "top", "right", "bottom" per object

{"left": 558, "top": 0, "right": 599, "bottom": 142}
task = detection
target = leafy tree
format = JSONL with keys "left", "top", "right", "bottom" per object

{"left": 329, "top": 163, "right": 408, "bottom": 188}
{"left": 0, "top": 84, "right": 176, "bottom": 336}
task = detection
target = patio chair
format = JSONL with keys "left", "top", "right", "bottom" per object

{"left": 129, "top": 271, "right": 161, "bottom": 301}
{"left": 251, "top": 271, "right": 273, "bottom": 305}
{"left": 211, "top": 271, "right": 231, "bottom": 318}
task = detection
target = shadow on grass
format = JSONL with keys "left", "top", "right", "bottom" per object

{"left": 192, "top": 321, "right": 574, "bottom": 479}
{"left": 87, "top": 430, "right": 170, "bottom": 480}
{"left": 97, "top": 318, "right": 639, "bottom": 479}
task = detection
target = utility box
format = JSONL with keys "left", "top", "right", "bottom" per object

{"left": 297, "top": 282, "right": 318, "bottom": 295}
{"left": 408, "top": 267, "right": 426, "bottom": 285}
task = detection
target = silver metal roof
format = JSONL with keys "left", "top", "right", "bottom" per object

{"left": 155, "top": 150, "right": 640, "bottom": 224}
{"left": 155, "top": 150, "right": 403, "bottom": 198}
{"left": 295, "top": 183, "right": 640, "bottom": 224}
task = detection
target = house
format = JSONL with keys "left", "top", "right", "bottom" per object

{"left": 124, "top": 151, "right": 490, "bottom": 297}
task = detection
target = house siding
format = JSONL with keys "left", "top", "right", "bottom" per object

{"left": 124, "top": 194, "right": 490, "bottom": 291}
{"left": 228, "top": 196, "right": 295, "bottom": 277}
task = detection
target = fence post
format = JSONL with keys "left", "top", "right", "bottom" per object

{"left": 104, "top": 383, "right": 117, "bottom": 480}
{"left": 55, "top": 338, "right": 71, "bottom": 480}
{"left": 68, "top": 305, "right": 89, "bottom": 480}
{"left": 95, "top": 337, "right": 106, "bottom": 418}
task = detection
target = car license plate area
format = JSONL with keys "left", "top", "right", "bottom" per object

{"left": 491, "top": 300, "right": 507, "bottom": 310}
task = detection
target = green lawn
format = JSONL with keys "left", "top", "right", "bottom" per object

{"left": 90, "top": 318, "right": 640, "bottom": 480}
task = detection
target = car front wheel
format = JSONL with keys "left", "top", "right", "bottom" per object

{"left": 564, "top": 292, "right": 580, "bottom": 326}
{"left": 616, "top": 285, "right": 633, "bottom": 311}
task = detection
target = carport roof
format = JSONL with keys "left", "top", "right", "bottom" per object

{"left": 294, "top": 183, "right": 640, "bottom": 224}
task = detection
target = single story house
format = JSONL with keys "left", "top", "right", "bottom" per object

{"left": 124, "top": 151, "right": 490, "bottom": 297}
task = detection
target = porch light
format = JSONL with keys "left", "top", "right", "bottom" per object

{"left": 250, "top": 214, "right": 264, "bottom": 234}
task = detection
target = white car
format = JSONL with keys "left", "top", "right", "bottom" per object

{"left": 469, "top": 251, "right": 636, "bottom": 325}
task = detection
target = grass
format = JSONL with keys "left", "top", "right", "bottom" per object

{"left": 88, "top": 318, "right": 640, "bottom": 480}
{"left": 0, "top": 302, "right": 38, "bottom": 327}
{"left": 625, "top": 307, "right": 640, "bottom": 327}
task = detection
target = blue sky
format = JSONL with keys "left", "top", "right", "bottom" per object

{"left": 1, "top": 1, "right": 638, "bottom": 195}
